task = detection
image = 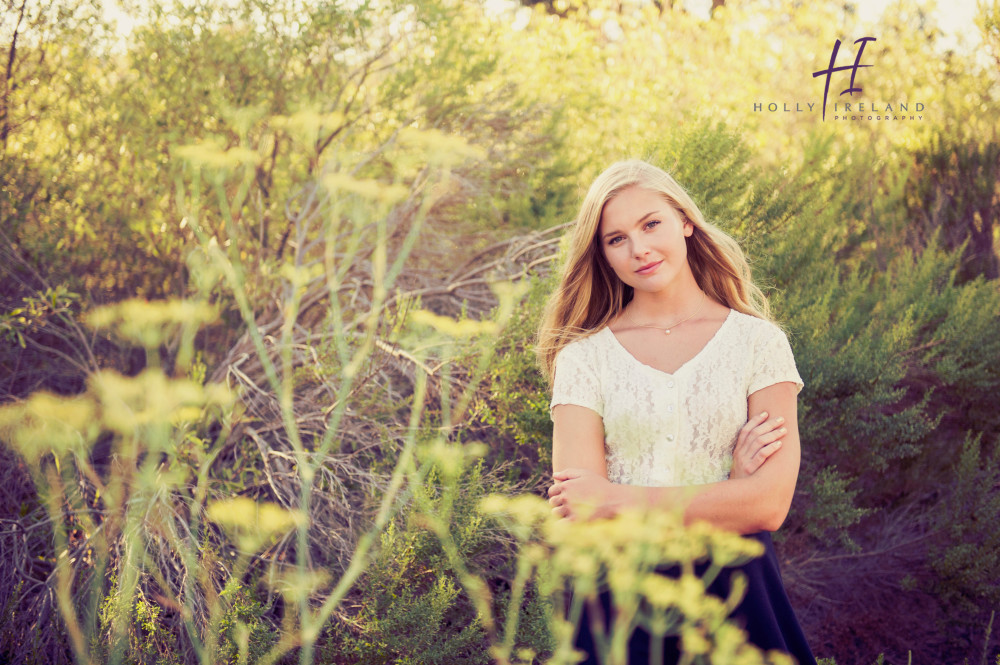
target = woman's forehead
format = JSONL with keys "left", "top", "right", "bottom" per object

{"left": 599, "top": 187, "right": 679, "bottom": 228}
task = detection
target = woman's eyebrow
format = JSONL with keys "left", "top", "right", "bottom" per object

{"left": 601, "top": 210, "right": 659, "bottom": 239}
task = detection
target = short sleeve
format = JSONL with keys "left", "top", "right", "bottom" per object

{"left": 748, "top": 324, "right": 804, "bottom": 396}
{"left": 549, "top": 341, "right": 604, "bottom": 420}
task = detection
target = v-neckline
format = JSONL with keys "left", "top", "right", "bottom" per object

{"left": 603, "top": 309, "right": 735, "bottom": 378}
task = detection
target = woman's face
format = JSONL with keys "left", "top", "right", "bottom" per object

{"left": 597, "top": 185, "right": 694, "bottom": 295}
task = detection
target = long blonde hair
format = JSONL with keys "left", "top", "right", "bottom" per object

{"left": 537, "top": 159, "right": 771, "bottom": 383}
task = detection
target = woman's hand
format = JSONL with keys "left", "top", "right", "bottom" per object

{"left": 547, "top": 468, "right": 623, "bottom": 520}
{"left": 730, "top": 411, "right": 787, "bottom": 480}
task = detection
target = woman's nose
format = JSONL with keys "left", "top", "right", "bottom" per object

{"left": 632, "top": 238, "right": 649, "bottom": 258}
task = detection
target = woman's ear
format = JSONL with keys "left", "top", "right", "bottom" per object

{"left": 683, "top": 219, "right": 695, "bottom": 237}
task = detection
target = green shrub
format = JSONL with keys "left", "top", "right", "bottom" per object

{"left": 473, "top": 275, "right": 556, "bottom": 481}
{"left": 930, "top": 434, "right": 1000, "bottom": 618}
{"left": 93, "top": 584, "right": 185, "bottom": 665}
{"left": 903, "top": 134, "right": 1000, "bottom": 283}
{"left": 323, "top": 461, "right": 536, "bottom": 665}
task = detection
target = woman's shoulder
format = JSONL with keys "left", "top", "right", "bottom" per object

{"left": 725, "top": 311, "right": 800, "bottom": 374}
{"left": 558, "top": 327, "right": 613, "bottom": 351}
{"left": 554, "top": 328, "right": 612, "bottom": 362}
{"left": 727, "top": 310, "right": 788, "bottom": 338}
{"left": 723, "top": 311, "right": 797, "bottom": 357}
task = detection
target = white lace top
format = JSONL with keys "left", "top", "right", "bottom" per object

{"left": 549, "top": 310, "right": 803, "bottom": 487}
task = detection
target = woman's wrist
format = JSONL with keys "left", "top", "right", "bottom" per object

{"left": 611, "top": 483, "right": 649, "bottom": 512}
{"left": 612, "top": 483, "right": 687, "bottom": 516}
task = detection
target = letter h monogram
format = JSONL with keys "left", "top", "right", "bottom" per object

{"left": 813, "top": 37, "right": 876, "bottom": 120}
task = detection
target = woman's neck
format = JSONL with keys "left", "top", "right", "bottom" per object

{"left": 627, "top": 273, "right": 705, "bottom": 323}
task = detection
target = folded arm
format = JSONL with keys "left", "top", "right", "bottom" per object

{"left": 548, "top": 382, "right": 801, "bottom": 534}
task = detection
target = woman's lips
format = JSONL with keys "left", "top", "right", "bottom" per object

{"left": 635, "top": 260, "right": 662, "bottom": 275}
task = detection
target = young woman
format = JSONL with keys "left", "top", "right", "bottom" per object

{"left": 538, "top": 160, "right": 815, "bottom": 664}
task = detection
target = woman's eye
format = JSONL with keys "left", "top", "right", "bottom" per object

{"left": 644, "top": 220, "right": 661, "bottom": 230}
{"left": 607, "top": 235, "right": 625, "bottom": 246}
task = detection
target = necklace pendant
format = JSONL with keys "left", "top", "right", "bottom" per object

{"left": 664, "top": 329, "right": 671, "bottom": 335}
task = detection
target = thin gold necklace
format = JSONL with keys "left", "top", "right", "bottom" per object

{"left": 624, "top": 292, "right": 707, "bottom": 335}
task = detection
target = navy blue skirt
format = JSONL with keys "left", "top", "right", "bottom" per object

{"left": 572, "top": 531, "right": 816, "bottom": 665}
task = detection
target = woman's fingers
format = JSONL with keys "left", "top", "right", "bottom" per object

{"left": 737, "top": 411, "right": 770, "bottom": 447}
{"left": 732, "top": 414, "right": 788, "bottom": 479}
{"left": 747, "top": 439, "right": 782, "bottom": 471}
{"left": 550, "top": 468, "right": 608, "bottom": 520}
{"left": 752, "top": 418, "right": 785, "bottom": 440}
{"left": 549, "top": 492, "right": 572, "bottom": 520}
{"left": 746, "top": 414, "right": 783, "bottom": 442}
{"left": 552, "top": 468, "right": 583, "bottom": 481}
{"left": 755, "top": 439, "right": 783, "bottom": 459}
{"left": 549, "top": 476, "right": 579, "bottom": 520}
{"left": 548, "top": 483, "right": 568, "bottom": 507}
{"left": 736, "top": 412, "right": 776, "bottom": 458}
{"left": 752, "top": 424, "right": 787, "bottom": 447}
{"left": 552, "top": 506, "right": 574, "bottom": 520}
{"left": 742, "top": 417, "right": 786, "bottom": 454}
